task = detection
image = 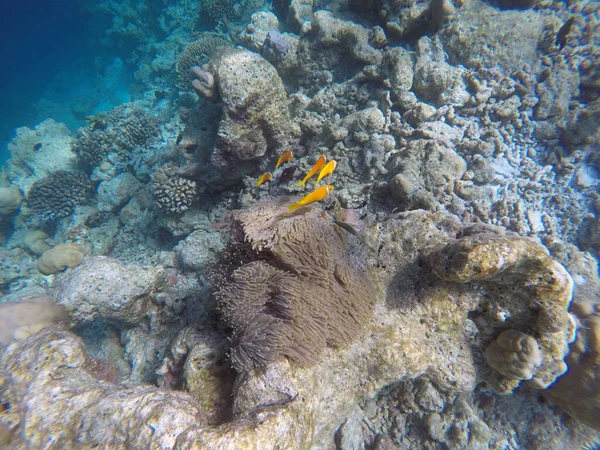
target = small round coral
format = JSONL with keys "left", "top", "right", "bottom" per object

{"left": 484, "top": 329, "right": 542, "bottom": 381}
{"left": 152, "top": 164, "right": 198, "bottom": 214}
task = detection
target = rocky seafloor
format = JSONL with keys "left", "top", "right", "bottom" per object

{"left": 0, "top": 0, "right": 599, "bottom": 448}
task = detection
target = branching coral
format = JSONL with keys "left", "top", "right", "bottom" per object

{"left": 151, "top": 163, "right": 198, "bottom": 214}
{"left": 200, "top": 0, "right": 235, "bottom": 26}
{"left": 26, "top": 170, "right": 93, "bottom": 221}
{"left": 214, "top": 198, "right": 376, "bottom": 371}
{"left": 71, "top": 104, "right": 159, "bottom": 168}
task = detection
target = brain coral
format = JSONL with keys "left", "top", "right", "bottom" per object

{"left": 213, "top": 198, "right": 376, "bottom": 371}
{"left": 37, "top": 243, "right": 86, "bottom": 275}
{"left": 26, "top": 170, "right": 93, "bottom": 221}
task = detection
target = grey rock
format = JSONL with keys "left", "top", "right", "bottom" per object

{"left": 174, "top": 230, "right": 227, "bottom": 272}
{"left": 97, "top": 173, "right": 142, "bottom": 212}
{"left": 51, "top": 256, "right": 166, "bottom": 324}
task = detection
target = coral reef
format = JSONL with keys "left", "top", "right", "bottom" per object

{"left": 1, "top": 0, "right": 599, "bottom": 447}
{"left": 26, "top": 170, "right": 93, "bottom": 221}
{"left": 1, "top": 212, "right": 597, "bottom": 449}
{"left": 37, "top": 243, "right": 87, "bottom": 275}
{"left": 214, "top": 198, "right": 376, "bottom": 370}
{"left": 152, "top": 163, "right": 198, "bottom": 214}
{"left": 440, "top": 0, "right": 543, "bottom": 74}
{"left": 71, "top": 104, "right": 159, "bottom": 168}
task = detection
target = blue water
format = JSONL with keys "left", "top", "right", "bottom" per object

{"left": 0, "top": 0, "right": 130, "bottom": 165}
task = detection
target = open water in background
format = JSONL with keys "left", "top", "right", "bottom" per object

{"left": 0, "top": 0, "right": 119, "bottom": 165}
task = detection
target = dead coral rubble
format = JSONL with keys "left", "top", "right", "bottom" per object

{"left": 214, "top": 198, "right": 376, "bottom": 371}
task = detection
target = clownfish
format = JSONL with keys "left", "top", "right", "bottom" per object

{"left": 298, "top": 155, "right": 327, "bottom": 186}
{"left": 254, "top": 172, "right": 272, "bottom": 187}
{"left": 275, "top": 151, "right": 294, "bottom": 169}
{"left": 315, "top": 160, "right": 337, "bottom": 185}
{"left": 288, "top": 184, "right": 334, "bottom": 212}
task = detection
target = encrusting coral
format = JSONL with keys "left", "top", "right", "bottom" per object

{"left": 430, "top": 232, "right": 575, "bottom": 391}
{"left": 152, "top": 163, "right": 198, "bottom": 214}
{"left": 213, "top": 197, "right": 376, "bottom": 371}
{"left": 26, "top": 170, "right": 93, "bottom": 221}
{"left": 36, "top": 243, "right": 87, "bottom": 275}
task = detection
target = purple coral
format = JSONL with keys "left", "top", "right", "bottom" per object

{"left": 261, "top": 30, "right": 289, "bottom": 61}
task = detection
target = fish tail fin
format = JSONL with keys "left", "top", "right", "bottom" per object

{"left": 254, "top": 181, "right": 261, "bottom": 187}
{"left": 297, "top": 180, "right": 306, "bottom": 186}
{"left": 288, "top": 203, "right": 300, "bottom": 212}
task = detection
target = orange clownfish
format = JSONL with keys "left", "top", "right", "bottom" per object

{"left": 288, "top": 184, "right": 334, "bottom": 212}
{"left": 315, "top": 160, "right": 337, "bottom": 185}
{"left": 254, "top": 172, "right": 272, "bottom": 187}
{"left": 275, "top": 151, "right": 294, "bottom": 169}
{"left": 298, "top": 154, "right": 327, "bottom": 186}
